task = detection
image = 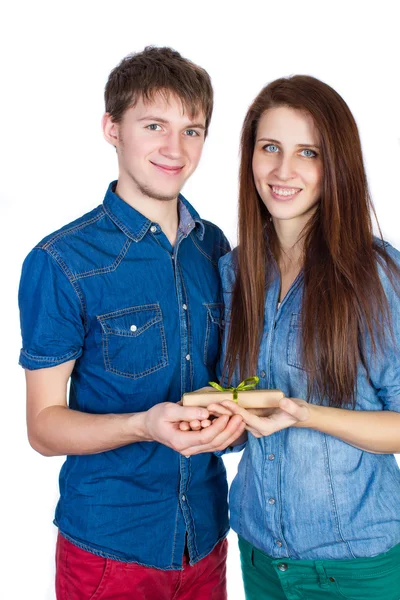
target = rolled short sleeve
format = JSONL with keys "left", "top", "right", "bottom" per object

{"left": 368, "top": 245, "right": 400, "bottom": 412}
{"left": 18, "top": 248, "right": 85, "bottom": 370}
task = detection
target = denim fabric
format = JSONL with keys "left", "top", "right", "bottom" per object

{"left": 19, "top": 181, "right": 230, "bottom": 568}
{"left": 219, "top": 243, "right": 400, "bottom": 561}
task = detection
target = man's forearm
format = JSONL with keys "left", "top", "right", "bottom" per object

{"left": 29, "top": 405, "right": 149, "bottom": 456}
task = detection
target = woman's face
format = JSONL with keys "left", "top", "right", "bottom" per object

{"left": 252, "top": 106, "right": 323, "bottom": 227}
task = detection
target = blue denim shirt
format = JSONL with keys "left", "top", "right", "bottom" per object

{"left": 19, "top": 182, "right": 230, "bottom": 568}
{"left": 219, "top": 243, "right": 400, "bottom": 560}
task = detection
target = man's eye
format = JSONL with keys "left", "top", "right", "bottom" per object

{"left": 146, "top": 124, "right": 162, "bottom": 131}
{"left": 264, "top": 144, "right": 279, "bottom": 153}
{"left": 300, "top": 149, "right": 317, "bottom": 158}
{"left": 185, "top": 129, "right": 199, "bottom": 137}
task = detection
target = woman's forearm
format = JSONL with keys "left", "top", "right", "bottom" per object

{"left": 297, "top": 405, "right": 400, "bottom": 453}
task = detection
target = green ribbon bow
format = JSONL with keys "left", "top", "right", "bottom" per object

{"left": 208, "top": 376, "right": 260, "bottom": 402}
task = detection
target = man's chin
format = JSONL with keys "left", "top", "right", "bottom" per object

{"left": 139, "top": 184, "right": 180, "bottom": 202}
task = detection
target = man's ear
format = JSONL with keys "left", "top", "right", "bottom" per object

{"left": 102, "top": 113, "right": 119, "bottom": 148}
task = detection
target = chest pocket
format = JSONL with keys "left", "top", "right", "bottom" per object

{"left": 97, "top": 303, "right": 168, "bottom": 380}
{"left": 287, "top": 312, "right": 306, "bottom": 371}
{"left": 203, "top": 303, "right": 224, "bottom": 367}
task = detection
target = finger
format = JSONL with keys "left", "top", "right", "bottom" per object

{"left": 184, "top": 416, "right": 246, "bottom": 455}
{"left": 245, "top": 425, "right": 263, "bottom": 437}
{"left": 279, "top": 398, "right": 309, "bottom": 422}
{"left": 167, "top": 404, "right": 209, "bottom": 422}
{"left": 179, "top": 422, "right": 191, "bottom": 431}
{"left": 200, "top": 419, "right": 212, "bottom": 428}
{"left": 247, "top": 408, "right": 276, "bottom": 417}
{"left": 207, "top": 402, "right": 234, "bottom": 416}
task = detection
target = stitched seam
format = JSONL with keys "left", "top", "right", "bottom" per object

{"left": 99, "top": 316, "right": 162, "bottom": 337}
{"left": 323, "top": 435, "right": 356, "bottom": 558}
{"left": 100, "top": 305, "right": 169, "bottom": 380}
{"left": 184, "top": 493, "right": 198, "bottom": 560}
{"left": 178, "top": 264, "right": 193, "bottom": 389}
{"left": 57, "top": 530, "right": 179, "bottom": 569}
{"left": 203, "top": 303, "right": 223, "bottom": 366}
{"left": 20, "top": 349, "right": 81, "bottom": 363}
{"left": 277, "top": 432, "right": 291, "bottom": 555}
{"left": 90, "top": 559, "right": 112, "bottom": 600}
{"left": 191, "top": 532, "right": 229, "bottom": 564}
{"left": 40, "top": 210, "right": 105, "bottom": 249}
{"left": 97, "top": 303, "right": 161, "bottom": 320}
{"left": 204, "top": 309, "right": 211, "bottom": 365}
{"left": 171, "top": 502, "right": 181, "bottom": 568}
{"left": 331, "top": 565, "right": 400, "bottom": 579}
{"left": 239, "top": 449, "right": 250, "bottom": 533}
{"left": 40, "top": 247, "right": 88, "bottom": 333}
{"left": 72, "top": 238, "right": 132, "bottom": 281}
{"left": 103, "top": 202, "right": 150, "bottom": 242}
{"left": 102, "top": 329, "right": 168, "bottom": 380}
{"left": 189, "top": 231, "right": 217, "bottom": 266}
{"left": 186, "top": 460, "right": 198, "bottom": 557}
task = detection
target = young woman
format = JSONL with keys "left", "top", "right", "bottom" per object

{"left": 211, "top": 76, "right": 400, "bottom": 599}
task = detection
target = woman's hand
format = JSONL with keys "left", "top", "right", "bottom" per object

{"left": 206, "top": 397, "right": 310, "bottom": 438}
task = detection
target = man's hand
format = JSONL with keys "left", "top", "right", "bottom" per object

{"left": 205, "top": 397, "right": 310, "bottom": 438}
{"left": 141, "top": 402, "right": 246, "bottom": 456}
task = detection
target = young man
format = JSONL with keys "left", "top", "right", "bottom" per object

{"left": 19, "top": 47, "right": 245, "bottom": 599}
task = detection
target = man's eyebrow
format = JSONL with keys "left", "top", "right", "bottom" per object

{"left": 138, "top": 115, "right": 206, "bottom": 129}
{"left": 257, "top": 137, "right": 320, "bottom": 149}
{"left": 137, "top": 116, "right": 169, "bottom": 124}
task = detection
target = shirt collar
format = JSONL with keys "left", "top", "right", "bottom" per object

{"left": 102, "top": 181, "right": 205, "bottom": 242}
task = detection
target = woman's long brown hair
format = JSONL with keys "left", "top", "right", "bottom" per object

{"left": 224, "top": 75, "right": 398, "bottom": 408}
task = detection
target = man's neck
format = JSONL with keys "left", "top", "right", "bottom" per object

{"left": 115, "top": 179, "right": 179, "bottom": 247}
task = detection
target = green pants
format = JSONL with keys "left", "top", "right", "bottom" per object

{"left": 239, "top": 536, "right": 400, "bottom": 600}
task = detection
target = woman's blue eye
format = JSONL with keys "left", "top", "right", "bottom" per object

{"left": 264, "top": 144, "right": 279, "bottom": 153}
{"left": 300, "top": 149, "right": 317, "bottom": 158}
{"left": 147, "top": 124, "right": 162, "bottom": 131}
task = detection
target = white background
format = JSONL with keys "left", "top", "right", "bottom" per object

{"left": 1, "top": 1, "right": 400, "bottom": 598}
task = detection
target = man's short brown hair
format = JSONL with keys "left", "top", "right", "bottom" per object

{"left": 105, "top": 46, "right": 213, "bottom": 134}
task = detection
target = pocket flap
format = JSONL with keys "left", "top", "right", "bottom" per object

{"left": 97, "top": 304, "right": 162, "bottom": 337}
{"left": 205, "top": 303, "right": 223, "bottom": 326}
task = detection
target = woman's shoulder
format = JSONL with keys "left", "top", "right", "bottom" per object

{"left": 375, "top": 238, "right": 400, "bottom": 266}
{"left": 218, "top": 246, "right": 238, "bottom": 272}
{"left": 218, "top": 247, "right": 238, "bottom": 291}
{"left": 374, "top": 238, "right": 400, "bottom": 293}
{"left": 381, "top": 240, "right": 400, "bottom": 262}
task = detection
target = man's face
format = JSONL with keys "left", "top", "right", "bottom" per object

{"left": 104, "top": 93, "right": 206, "bottom": 202}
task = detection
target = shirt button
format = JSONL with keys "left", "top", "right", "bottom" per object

{"left": 185, "top": 354, "right": 191, "bottom": 361}
{"left": 181, "top": 495, "right": 186, "bottom": 502}
{"left": 277, "top": 563, "right": 288, "bottom": 572}
{"left": 150, "top": 225, "right": 157, "bottom": 233}
{"left": 182, "top": 304, "right": 188, "bottom": 310}
{"left": 268, "top": 498, "right": 276, "bottom": 505}
{"left": 276, "top": 540, "right": 283, "bottom": 547}
{"left": 260, "top": 371, "right": 266, "bottom": 378}
{"left": 130, "top": 325, "right": 137, "bottom": 332}
{"left": 268, "top": 454, "right": 275, "bottom": 461}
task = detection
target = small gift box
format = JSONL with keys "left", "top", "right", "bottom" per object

{"left": 182, "top": 377, "right": 284, "bottom": 408}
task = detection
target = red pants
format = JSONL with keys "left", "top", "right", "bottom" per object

{"left": 56, "top": 533, "right": 228, "bottom": 600}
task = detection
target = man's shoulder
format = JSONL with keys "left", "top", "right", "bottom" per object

{"left": 28, "top": 203, "right": 126, "bottom": 279}
{"left": 36, "top": 204, "right": 106, "bottom": 251}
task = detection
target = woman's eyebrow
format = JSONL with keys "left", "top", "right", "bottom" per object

{"left": 257, "top": 137, "right": 320, "bottom": 149}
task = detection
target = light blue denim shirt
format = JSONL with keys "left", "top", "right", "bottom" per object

{"left": 19, "top": 182, "right": 230, "bottom": 568}
{"left": 219, "top": 242, "right": 400, "bottom": 560}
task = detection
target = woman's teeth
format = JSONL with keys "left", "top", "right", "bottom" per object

{"left": 272, "top": 186, "right": 300, "bottom": 197}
